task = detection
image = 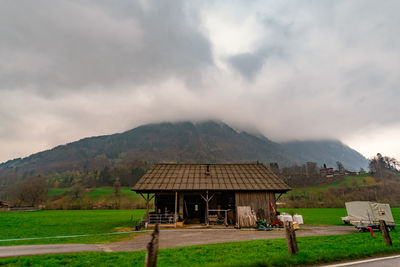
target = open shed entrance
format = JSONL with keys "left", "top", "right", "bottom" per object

{"left": 153, "top": 191, "right": 236, "bottom": 225}
{"left": 183, "top": 194, "right": 206, "bottom": 224}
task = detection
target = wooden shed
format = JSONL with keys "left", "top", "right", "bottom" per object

{"left": 132, "top": 163, "right": 290, "bottom": 226}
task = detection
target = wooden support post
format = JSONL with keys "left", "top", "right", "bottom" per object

{"left": 174, "top": 192, "right": 178, "bottom": 227}
{"left": 206, "top": 190, "right": 209, "bottom": 226}
{"left": 145, "top": 224, "right": 160, "bottom": 267}
{"left": 224, "top": 210, "right": 228, "bottom": 226}
{"left": 284, "top": 221, "right": 298, "bottom": 255}
{"left": 139, "top": 193, "right": 150, "bottom": 226}
{"left": 200, "top": 191, "right": 214, "bottom": 226}
{"left": 146, "top": 193, "right": 150, "bottom": 225}
{"left": 235, "top": 193, "right": 239, "bottom": 227}
{"left": 379, "top": 220, "right": 392, "bottom": 246}
{"left": 179, "top": 193, "right": 184, "bottom": 219}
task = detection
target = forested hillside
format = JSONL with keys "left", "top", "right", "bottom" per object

{"left": 0, "top": 121, "right": 368, "bottom": 193}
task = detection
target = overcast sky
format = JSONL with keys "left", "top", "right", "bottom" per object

{"left": 1, "top": 0, "right": 400, "bottom": 163}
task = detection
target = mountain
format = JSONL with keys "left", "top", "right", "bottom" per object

{"left": 0, "top": 121, "right": 368, "bottom": 181}
{"left": 281, "top": 140, "right": 369, "bottom": 171}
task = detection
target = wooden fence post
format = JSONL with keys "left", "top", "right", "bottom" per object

{"left": 145, "top": 224, "right": 160, "bottom": 267}
{"left": 284, "top": 221, "right": 298, "bottom": 255}
{"left": 379, "top": 220, "right": 392, "bottom": 246}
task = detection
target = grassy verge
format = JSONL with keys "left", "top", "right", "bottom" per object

{"left": 84, "top": 187, "right": 142, "bottom": 199}
{"left": 287, "top": 174, "right": 379, "bottom": 198}
{"left": 281, "top": 207, "right": 400, "bottom": 226}
{"left": 1, "top": 230, "right": 399, "bottom": 266}
{"left": 46, "top": 186, "right": 149, "bottom": 210}
{"left": 281, "top": 208, "right": 348, "bottom": 225}
{"left": 47, "top": 187, "right": 71, "bottom": 197}
{"left": 0, "top": 210, "right": 146, "bottom": 246}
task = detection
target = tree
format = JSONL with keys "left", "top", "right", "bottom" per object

{"left": 269, "top": 162, "right": 279, "bottom": 169}
{"left": 131, "top": 167, "right": 146, "bottom": 185}
{"left": 369, "top": 153, "right": 399, "bottom": 177}
{"left": 113, "top": 177, "right": 121, "bottom": 197}
{"left": 13, "top": 176, "right": 48, "bottom": 207}
{"left": 70, "top": 183, "right": 83, "bottom": 199}
{"left": 336, "top": 161, "right": 345, "bottom": 174}
{"left": 306, "top": 162, "right": 318, "bottom": 178}
{"left": 99, "top": 166, "right": 112, "bottom": 186}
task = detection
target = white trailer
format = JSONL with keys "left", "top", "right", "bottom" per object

{"left": 344, "top": 201, "right": 395, "bottom": 231}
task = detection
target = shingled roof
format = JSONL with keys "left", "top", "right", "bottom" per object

{"left": 133, "top": 163, "right": 290, "bottom": 192}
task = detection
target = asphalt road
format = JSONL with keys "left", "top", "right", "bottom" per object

{"left": 322, "top": 255, "right": 400, "bottom": 267}
{"left": 0, "top": 226, "right": 356, "bottom": 257}
{"left": 0, "top": 244, "right": 103, "bottom": 257}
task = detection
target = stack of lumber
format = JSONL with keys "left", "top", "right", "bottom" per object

{"left": 208, "top": 214, "right": 218, "bottom": 224}
{"left": 237, "top": 206, "right": 257, "bottom": 227}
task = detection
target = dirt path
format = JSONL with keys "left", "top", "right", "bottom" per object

{"left": 101, "top": 226, "right": 357, "bottom": 252}
{"left": 0, "top": 244, "right": 103, "bottom": 257}
{"left": 0, "top": 226, "right": 357, "bottom": 257}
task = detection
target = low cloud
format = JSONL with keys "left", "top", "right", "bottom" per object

{"left": 0, "top": 0, "right": 212, "bottom": 95}
{"left": 1, "top": 0, "right": 400, "bottom": 162}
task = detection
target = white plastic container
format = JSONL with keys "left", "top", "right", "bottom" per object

{"left": 278, "top": 213, "right": 293, "bottom": 222}
{"left": 293, "top": 214, "right": 304, "bottom": 224}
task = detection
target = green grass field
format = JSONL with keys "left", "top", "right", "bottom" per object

{"left": 1, "top": 208, "right": 399, "bottom": 246}
{"left": 1, "top": 229, "right": 400, "bottom": 266}
{"left": 47, "top": 187, "right": 71, "bottom": 197}
{"left": 287, "top": 174, "right": 379, "bottom": 198}
{"left": 0, "top": 210, "right": 146, "bottom": 246}
{"left": 282, "top": 207, "right": 400, "bottom": 226}
{"left": 84, "top": 187, "right": 143, "bottom": 199}
{"left": 46, "top": 186, "right": 149, "bottom": 210}
{"left": 48, "top": 186, "right": 142, "bottom": 199}
{"left": 281, "top": 208, "right": 348, "bottom": 225}
{"left": 1, "top": 208, "right": 400, "bottom": 266}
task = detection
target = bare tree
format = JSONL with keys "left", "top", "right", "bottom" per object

{"left": 336, "top": 161, "right": 345, "bottom": 174}
{"left": 369, "top": 153, "right": 399, "bottom": 177}
{"left": 113, "top": 177, "right": 121, "bottom": 197}
{"left": 13, "top": 176, "right": 48, "bottom": 207}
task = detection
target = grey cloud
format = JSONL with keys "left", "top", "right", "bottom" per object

{"left": 0, "top": 0, "right": 212, "bottom": 95}
{"left": 228, "top": 46, "right": 284, "bottom": 80}
{"left": 228, "top": 52, "right": 265, "bottom": 80}
{"left": 228, "top": 17, "right": 290, "bottom": 80}
{"left": 1, "top": 0, "right": 400, "bottom": 162}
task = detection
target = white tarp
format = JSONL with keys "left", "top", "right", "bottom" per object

{"left": 293, "top": 215, "right": 304, "bottom": 224}
{"left": 345, "top": 201, "right": 395, "bottom": 227}
{"left": 278, "top": 214, "right": 293, "bottom": 222}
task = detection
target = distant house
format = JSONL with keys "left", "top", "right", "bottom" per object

{"left": 320, "top": 167, "right": 335, "bottom": 178}
{"left": 320, "top": 166, "right": 351, "bottom": 178}
{"left": 132, "top": 163, "right": 290, "bottom": 226}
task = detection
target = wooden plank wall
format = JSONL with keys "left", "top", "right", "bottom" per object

{"left": 235, "top": 192, "right": 276, "bottom": 223}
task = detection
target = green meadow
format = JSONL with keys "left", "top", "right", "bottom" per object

{"left": 1, "top": 208, "right": 400, "bottom": 266}
{"left": 1, "top": 229, "right": 400, "bottom": 266}
{"left": 282, "top": 207, "right": 400, "bottom": 226}
{"left": 84, "top": 187, "right": 143, "bottom": 199}
{"left": 47, "top": 187, "right": 71, "bottom": 197}
{"left": 0, "top": 210, "right": 146, "bottom": 246}
{"left": 46, "top": 186, "right": 149, "bottom": 210}
{"left": 1, "top": 208, "right": 399, "bottom": 246}
{"left": 286, "top": 174, "right": 380, "bottom": 198}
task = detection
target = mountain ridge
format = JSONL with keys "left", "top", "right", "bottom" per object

{"left": 0, "top": 121, "right": 368, "bottom": 179}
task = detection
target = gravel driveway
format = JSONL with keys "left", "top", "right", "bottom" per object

{"left": 0, "top": 226, "right": 357, "bottom": 257}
